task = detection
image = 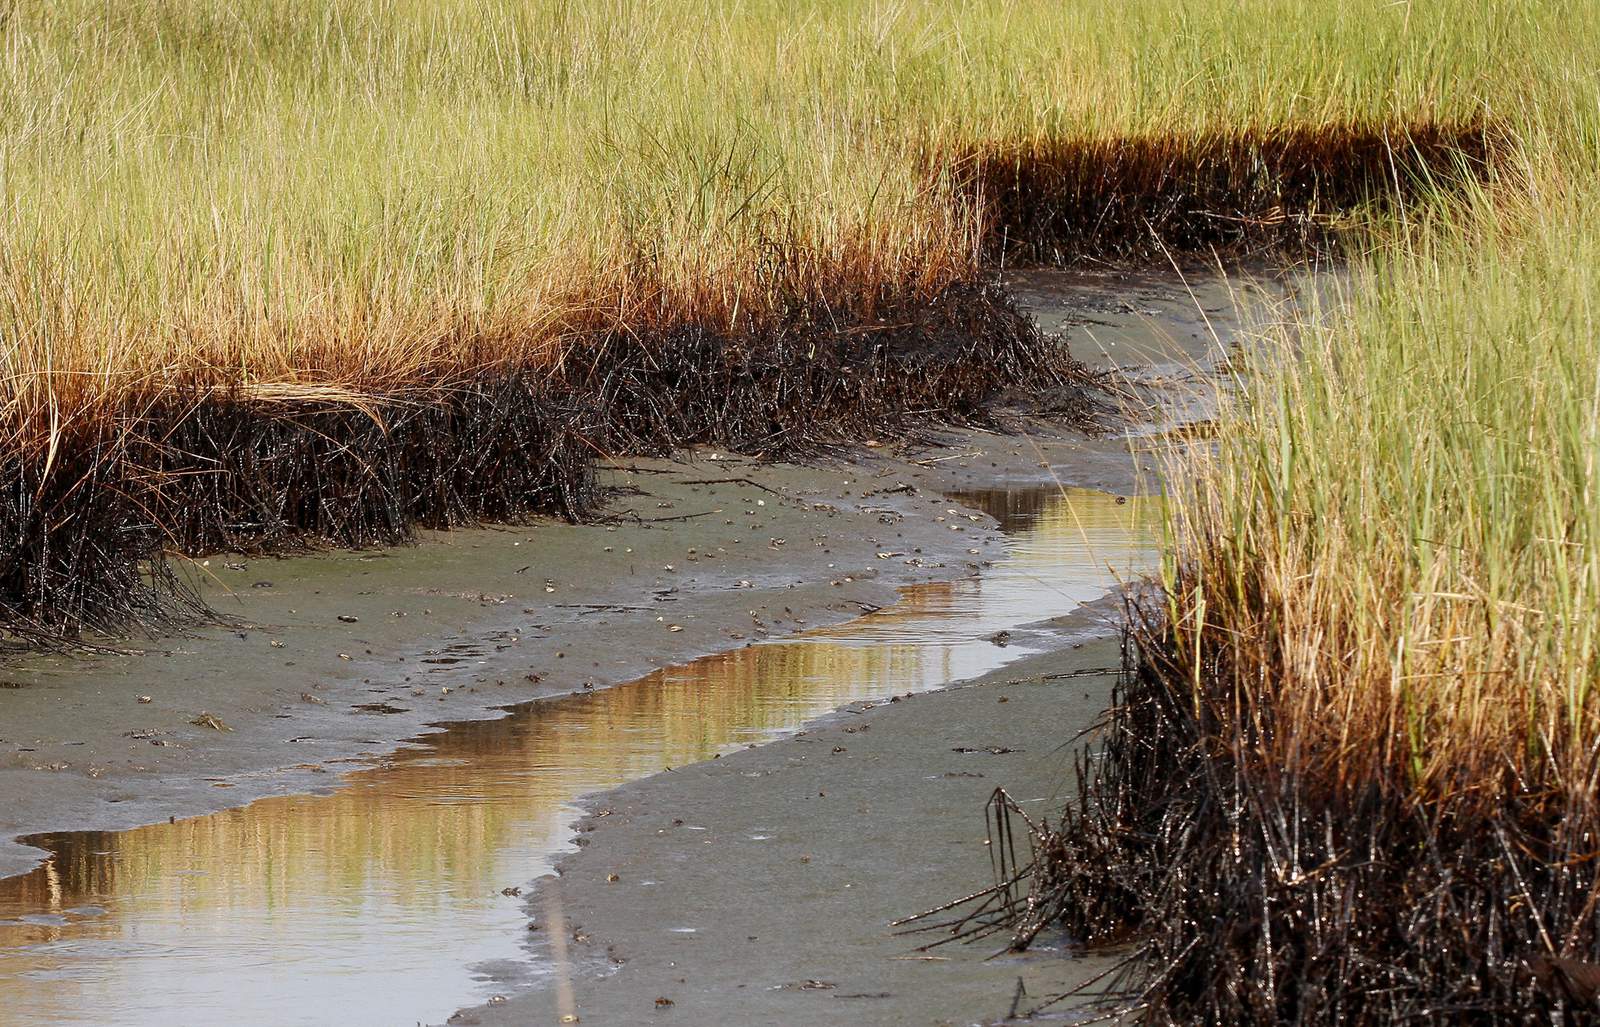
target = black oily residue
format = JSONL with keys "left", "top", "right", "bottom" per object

{"left": 951, "top": 120, "right": 1500, "bottom": 263}
{"left": 929, "top": 619, "right": 1600, "bottom": 1024}
{"left": 0, "top": 377, "right": 591, "bottom": 643}
{"left": 0, "top": 281, "right": 1085, "bottom": 640}
{"left": 580, "top": 279, "right": 1085, "bottom": 456}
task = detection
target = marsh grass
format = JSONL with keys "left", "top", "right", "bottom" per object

{"left": 0, "top": 0, "right": 1574, "bottom": 633}
{"left": 0, "top": 0, "right": 1535, "bottom": 426}
{"left": 1167, "top": 179, "right": 1600, "bottom": 805}
{"left": 978, "top": 95, "right": 1600, "bottom": 1018}
{"left": 0, "top": 0, "right": 1525, "bottom": 630}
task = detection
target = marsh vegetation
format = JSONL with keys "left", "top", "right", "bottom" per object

{"left": 4, "top": 0, "right": 1598, "bottom": 1020}
{"left": 0, "top": 0, "right": 1498, "bottom": 633}
{"left": 921, "top": 4, "right": 1600, "bottom": 1022}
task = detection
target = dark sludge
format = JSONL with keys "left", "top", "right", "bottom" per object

{"left": 907, "top": 604, "right": 1600, "bottom": 1025}
{"left": 948, "top": 119, "right": 1502, "bottom": 264}
{"left": 0, "top": 279, "right": 1085, "bottom": 641}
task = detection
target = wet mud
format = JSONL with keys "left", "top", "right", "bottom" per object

{"left": 0, "top": 265, "right": 1304, "bottom": 1025}
{"left": 0, "top": 487, "right": 1153, "bottom": 1025}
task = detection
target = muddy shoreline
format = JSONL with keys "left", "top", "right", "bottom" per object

{"left": 451, "top": 601, "right": 1139, "bottom": 1023}
{"left": 0, "top": 421, "right": 1153, "bottom": 883}
{"left": 0, "top": 266, "right": 1297, "bottom": 1024}
{"left": 452, "top": 600, "right": 1134, "bottom": 1027}
{"left": 439, "top": 266, "right": 1303, "bottom": 1026}
{"left": 0, "top": 263, "right": 1274, "bottom": 881}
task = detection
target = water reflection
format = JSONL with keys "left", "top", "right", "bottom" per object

{"left": 0, "top": 487, "right": 1155, "bottom": 1027}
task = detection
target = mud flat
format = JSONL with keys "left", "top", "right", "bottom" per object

{"left": 0, "top": 266, "right": 1303, "bottom": 1025}
{"left": 452, "top": 604, "right": 1133, "bottom": 1027}
{"left": 449, "top": 266, "right": 1315, "bottom": 1026}
{"left": 0, "top": 449, "right": 1028, "bottom": 880}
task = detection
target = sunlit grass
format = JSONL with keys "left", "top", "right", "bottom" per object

{"left": 1163, "top": 105, "right": 1600, "bottom": 802}
{"left": 6, "top": 0, "right": 1598, "bottom": 732}
{"left": 0, "top": 0, "right": 1560, "bottom": 443}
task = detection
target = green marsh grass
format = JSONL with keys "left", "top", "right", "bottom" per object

{"left": 1031, "top": 80, "right": 1600, "bottom": 1020}
{"left": 0, "top": 0, "right": 1548, "bottom": 436}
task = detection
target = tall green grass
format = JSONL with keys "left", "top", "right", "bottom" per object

{"left": 0, "top": 0, "right": 1563, "bottom": 441}
{"left": 1166, "top": 89, "right": 1600, "bottom": 803}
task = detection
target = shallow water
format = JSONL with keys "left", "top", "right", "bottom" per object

{"left": 0, "top": 486, "right": 1155, "bottom": 1027}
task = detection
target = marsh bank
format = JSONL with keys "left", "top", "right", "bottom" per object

{"left": 0, "top": 267, "right": 1298, "bottom": 1025}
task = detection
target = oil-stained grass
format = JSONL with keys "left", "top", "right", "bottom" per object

{"left": 0, "top": 0, "right": 1554, "bottom": 438}
{"left": 1168, "top": 154, "right": 1600, "bottom": 805}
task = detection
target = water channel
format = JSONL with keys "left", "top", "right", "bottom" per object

{"left": 0, "top": 485, "right": 1156, "bottom": 1025}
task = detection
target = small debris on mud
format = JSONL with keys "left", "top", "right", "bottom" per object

{"left": 189, "top": 713, "right": 231, "bottom": 732}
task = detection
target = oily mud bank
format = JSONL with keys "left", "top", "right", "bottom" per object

{"left": 0, "top": 266, "right": 1299, "bottom": 1025}
{"left": 0, "top": 265, "right": 1292, "bottom": 880}
{"left": 0, "top": 445, "right": 1020, "bottom": 883}
{"left": 1, "top": 281, "right": 1084, "bottom": 639}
